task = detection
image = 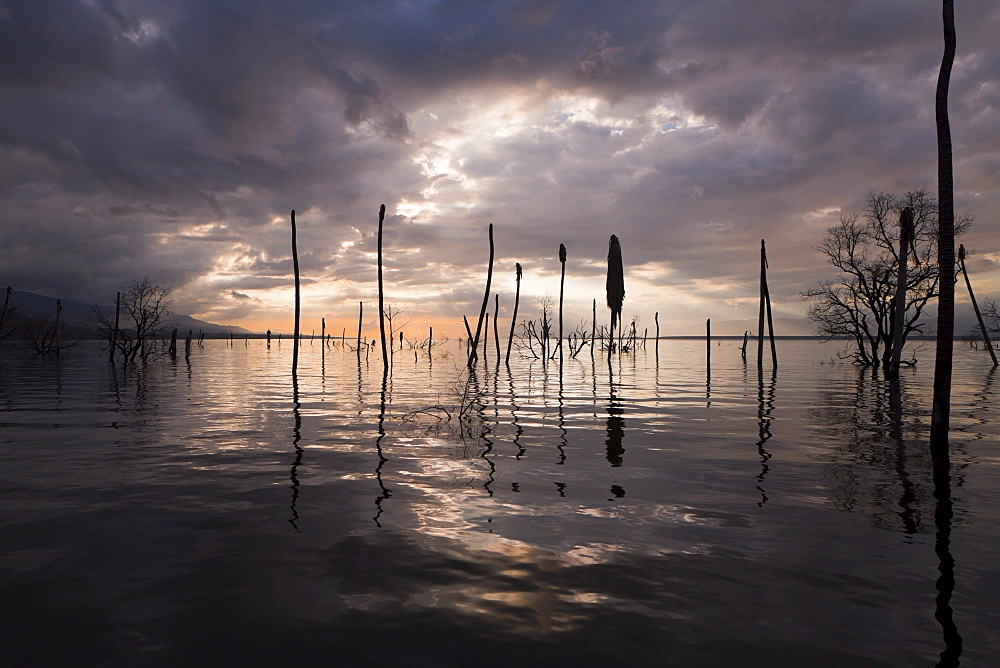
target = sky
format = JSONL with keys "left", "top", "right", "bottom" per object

{"left": 1, "top": 0, "right": 999, "bottom": 337}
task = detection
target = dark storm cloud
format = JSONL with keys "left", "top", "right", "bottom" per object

{"left": 1, "top": 0, "right": 998, "bottom": 331}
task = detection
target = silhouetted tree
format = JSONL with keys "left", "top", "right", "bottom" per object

{"left": 21, "top": 313, "right": 65, "bottom": 355}
{"left": 93, "top": 277, "right": 173, "bottom": 363}
{"left": 983, "top": 298, "right": 1000, "bottom": 335}
{"left": 606, "top": 235, "right": 624, "bottom": 352}
{"left": 802, "top": 190, "right": 969, "bottom": 367}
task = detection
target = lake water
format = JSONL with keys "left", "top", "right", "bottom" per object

{"left": 1, "top": 338, "right": 998, "bottom": 666}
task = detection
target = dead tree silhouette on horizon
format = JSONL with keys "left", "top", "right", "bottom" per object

{"left": 558, "top": 243, "right": 567, "bottom": 366}
{"left": 469, "top": 223, "right": 495, "bottom": 368}
{"left": 958, "top": 244, "right": 997, "bottom": 367}
{"left": 757, "top": 239, "right": 777, "bottom": 371}
{"left": 377, "top": 204, "right": 389, "bottom": 374}
{"left": 606, "top": 235, "right": 624, "bottom": 353}
{"left": 505, "top": 263, "right": 522, "bottom": 366}
{"left": 291, "top": 210, "right": 301, "bottom": 379}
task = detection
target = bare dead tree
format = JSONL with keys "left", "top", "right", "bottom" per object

{"left": 92, "top": 277, "right": 173, "bottom": 364}
{"left": 606, "top": 235, "right": 624, "bottom": 353}
{"left": 802, "top": 190, "right": 969, "bottom": 367}
{"left": 505, "top": 263, "right": 522, "bottom": 366}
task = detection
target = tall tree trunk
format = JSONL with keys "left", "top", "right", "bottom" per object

{"left": 111, "top": 291, "right": 120, "bottom": 362}
{"left": 469, "top": 224, "right": 495, "bottom": 368}
{"left": 931, "top": 0, "right": 956, "bottom": 450}
{"left": 606, "top": 235, "right": 624, "bottom": 353}
{"left": 959, "top": 244, "right": 998, "bottom": 366}
{"left": 356, "top": 301, "right": 363, "bottom": 350}
{"left": 757, "top": 240, "right": 766, "bottom": 370}
{"left": 377, "top": 205, "right": 389, "bottom": 373}
{"left": 291, "top": 210, "right": 301, "bottom": 378}
{"left": 493, "top": 294, "right": 500, "bottom": 361}
{"left": 558, "top": 243, "right": 566, "bottom": 366}
{"left": 891, "top": 207, "right": 914, "bottom": 372}
{"left": 505, "top": 263, "right": 522, "bottom": 366}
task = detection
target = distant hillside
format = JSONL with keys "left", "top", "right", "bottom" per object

{"left": 3, "top": 290, "right": 254, "bottom": 339}
{"left": 648, "top": 312, "right": 984, "bottom": 338}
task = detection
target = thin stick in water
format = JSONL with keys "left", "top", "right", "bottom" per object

{"left": 470, "top": 223, "right": 495, "bottom": 367}
{"left": 505, "top": 263, "right": 522, "bottom": 366}
{"left": 377, "top": 205, "right": 388, "bottom": 372}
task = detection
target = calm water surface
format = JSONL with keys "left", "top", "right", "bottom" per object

{"left": 1, "top": 339, "right": 998, "bottom": 666}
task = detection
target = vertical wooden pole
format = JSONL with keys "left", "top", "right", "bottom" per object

{"left": 170, "top": 328, "right": 178, "bottom": 356}
{"left": 706, "top": 318, "right": 711, "bottom": 365}
{"left": 590, "top": 298, "right": 597, "bottom": 357}
{"left": 111, "top": 291, "right": 120, "bottom": 362}
{"left": 484, "top": 312, "right": 490, "bottom": 366}
{"left": 291, "top": 210, "right": 301, "bottom": 378}
{"left": 185, "top": 329, "right": 192, "bottom": 360}
{"left": 959, "top": 244, "right": 998, "bottom": 366}
{"left": 757, "top": 239, "right": 777, "bottom": 370}
{"left": 428, "top": 326, "right": 433, "bottom": 355}
{"left": 757, "top": 240, "right": 766, "bottom": 370}
{"left": 931, "top": 0, "right": 957, "bottom": 449}
{"left": 493, "top": 294, "right": 500, "bottom": 361}
{"left": 891, "top": 208, "right": 914, "bottom": 370}
{"left": 505, "top": 263, "right": 522, "bottom": 366}
{"left": 470, "top": 223, "right": 495, "bottom": 367}
{"left": 357, "top": 301, "right": 363, "bottom": 349}
{"left": 377, "top": 204, "right": 389, "bottom": 373}
{"left": 558, "top": 243, "right": 566, "bottom": 365}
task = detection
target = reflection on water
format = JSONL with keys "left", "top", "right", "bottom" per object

{"left": 934, "top": 448, "right": 962, "bottom": 667}
{"left": 756, "top": 368, "right": 776, "bottom": 507}
{"left": 1, "top": 339, "right": 998, "bottom": 665}
{"left": 288, "top": 372, "right": 302, "bottom": 531}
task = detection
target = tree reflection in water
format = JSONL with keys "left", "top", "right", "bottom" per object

{"left": 813, "top": 366, "right": 968, "bottom": 664}
{"left": 288, "top": 370, "right": 303, "bottom": 532}
{"left": 756, "top": 368, "right": 777, "bottom": 507}
{"left": 815, "top": 368, "right": 930, "bottom": 533}
{"left": 373, "top": 370, "right": 392, "bottom": 527}
{"left": 606, "top": 358, "right": 625, "bottom": 468}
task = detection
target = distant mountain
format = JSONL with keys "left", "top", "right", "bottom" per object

{"left": 4, "top": 290, "right": 254, "bottom": 338}
{"left": 666, "top": 312, "right": 984, "bottom": 338}
{"left": 696, "top": 317, "right": 817, "bottom": 337}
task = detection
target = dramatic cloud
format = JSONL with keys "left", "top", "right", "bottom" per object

{"left": 1, "top": 0, "right": 998, "bottom": 335}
